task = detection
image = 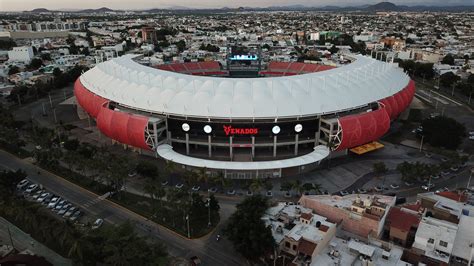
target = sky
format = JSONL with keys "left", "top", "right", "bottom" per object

{"left": 1, "top": 0, "right": 473, "bottom": 11}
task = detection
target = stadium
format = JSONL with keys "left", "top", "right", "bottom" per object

{"left": 74, "top": 54, "right": 415, "bottom": 179}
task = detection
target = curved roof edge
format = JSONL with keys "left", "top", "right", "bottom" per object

{"left": 80, "top": 54, "right": 410, "bottom": 119}
{"left": 156, "top": 144, "right": 330, "bottom": 170}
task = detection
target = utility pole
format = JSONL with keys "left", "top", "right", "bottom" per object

{"left": 467, "top": 169, "right": 473, "bottom": 190}
{"left": 53, "top": 108, "right": 57, "bottom": 123}
{"left": 207, "top": 192, "right": 211, "bottom": 227}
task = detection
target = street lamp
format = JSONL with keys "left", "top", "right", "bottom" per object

{"left": 186, "top": 214, "right": 191, "bottom": 238}
{"left": 419, "top": 135, "right": 424, "bottom": 152}
{"left": 467, "top": 169, "right": 473, "bottom": 190}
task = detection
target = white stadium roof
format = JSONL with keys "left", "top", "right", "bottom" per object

{"left": 80, "top": 54, "right": 410, "bottom": 119}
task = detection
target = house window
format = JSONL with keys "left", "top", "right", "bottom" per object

{"left": 427, "top": 238, "right": 434, "bottom": 244}
{"left": 439, "top": 240, "right": 448, "bottom": 247}
{"left": 292, "top": 245, "right": 297, "bottom": 251}
{"left": 285, "top": 242, "right": 290, "bottom": 248}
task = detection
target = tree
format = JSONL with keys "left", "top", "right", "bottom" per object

{"left": 421, "top": 116, "right": 466, "bottom": 149}
{"left": 292, "top": 180, "right": 304, "bottom": 196}
{"left": 250, "top": 178, "right": 264, "bottom": 194}
{"left": 53, "top": 67, "right": 62, "bottom": 77}
{"left": 223, "top": 195, "right": 274, "bottom": 262}
{"left": 175, "top": 40, "right": 186, "bottom": 52}
{"left": 440, "top": 72, "right": 460, "bottom": 87}
{"left": 8, "top": 66, "right": 20, "bottom": 75}
{"left": 280, "top": 181, "right": 293, "bottom": 192}
{"left": 135, "top": 161, "right": 158, "bottom": 177}
{"left": 302, "top": 183, "right": 314, "bottom": 193}
{"left": 28, "top": 58, "right": 43, "bottom": 70}
{"left": 63, "top": 139, "right": 79, "bottom": 151}
{"left": 441, "top": 54, "right": 455, "bottom": 65}
{"left": 373, "top": 162, "right": 388, "bottom": 175}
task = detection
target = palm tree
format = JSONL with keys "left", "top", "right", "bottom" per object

{"left": 292, "top": 180, "right": 304, "bottom": 196}
{"left": 250, "top": 178, "right": 264, "bottom": 194}
{"left": 313, "top": 183, "right": 322, "bottom": 194}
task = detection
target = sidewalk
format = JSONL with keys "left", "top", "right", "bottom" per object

{"left": 0, "top": 217, "right": 72, "bottom": 266}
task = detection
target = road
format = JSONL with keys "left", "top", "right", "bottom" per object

{"left": 0, "top": 149, "right": 244, "bottom": 266}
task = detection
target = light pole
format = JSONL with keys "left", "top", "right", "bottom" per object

{"left": 419, "top": 135, "right": 424, "bottom": 152}
{"left": 186, "top": 214, "right": 190, "bottom": 238}
{"left": 207, "top": 192, "right": 211, "bottom": 227}
{"left": 467, "top": 169, "right": 473, "bottom": 190}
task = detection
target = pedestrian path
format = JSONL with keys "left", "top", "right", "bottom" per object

{"left": 83, "top": 192, "right": 111, "bottom": 208}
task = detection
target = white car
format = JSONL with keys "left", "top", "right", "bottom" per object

{"left": 37, "top": 192, "right": 50, "bottom": 203}
{"left": 47, "top": 197, "right": 61, "bottom": 209}
{"left": 25, "top": 184, "right": 38, "bottom": 193}
{"left": 374, "top": 186, "right": 383, "bottom": 192}
{"left": 266, "top": 191, "right": 273, "bottom": 197}
{"left": 58, "top": 204, "right": 71, "bottom": 216}
{"left": 191, "top": 186, "right": 200, "bottom": 192}
{"left": 422, "top": 184, "right": 435, "bottom": 190}
{"left": 175, "top": 183, "right": 184, "bottom": 189}
{"left": 32, "top": 190, "right": 44, "bottom": 199}
{"left": 339, "top": 190, "right": 349, "bottom": 196}
{"left": 357, "top": 188, "right": 367, "bottom": 194}
{"left": 17, "top": 179, "right": 29, "bottom": 190}
{"left": 64, "top": 207, "right": 77, "bottom": 218}
{"left": 92, "top": 218, "right": 104, "bottom": 229}
{"left": 390, "top": 184, "right": 400, "bottom": 189}
{"left": 54, "top": 200, "right": 68, "bottom": 212}
{"left": 226, "top": 189, "right": 236, "bottom": 195}
{"left": 469, "top": 136, "right": 474, "bottom": 140}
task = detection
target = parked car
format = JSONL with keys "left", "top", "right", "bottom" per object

{"left": 246, "top": 190, "right": 253, "bottom": 196}
{"left": 191, "top": 185, "right": 200, "bottom": 192}
{"left": 339, "top": 190, "right": 349, "bottom": 196}
{"left": 374, "top": 186, "right": 383, "bottom": 192}
{"left": 161, "top": 180, "right": 169, "bottom": 186}
{"left": 54, "top": 200, "right": 68, "bottom": 212}
{"left": 284, "top": 191, "right": 292, "bottom": 198}
{"left": 266, "top": 191, "right": 273, "bottom": 197}
{"left": 441, "top": 170, "right": 450, "bottom": 176}
{"left": 17, "top": 179, "right": 29, "bottom": 190}
{"left": 64, "top": 207, "right": 77, "bottom": 218}
{"left": 92, "top": 218, "right": 104, "bottom": 229}
{"left": 32, "top": 190, "right": 44, "bottom": 199}
{"left": 390, "top": 184, "right": 400, "bottom": 189}
{"left": 441, "top": 157, "right": 449, "bottom": 162}
{"left": 421, "top": 183, "right": 435, "bottom": 190}
{"left": 36, "top": 193, "right": 50, "bottom": 203}
{"left": 404, "top": 181, "right": 414, "bottom": 187}
{"left": 450, "top": 166, "right": 459, "bottom": 172}
{"left": 357, "top": 188, "right": 367, "bottom": 194}
{"left": 42, "top": 195, "right": 54, "bottom": 205}
{"left": 430, "top": 174, "right": 440, "bottom": 180}
{"left": 175, "top": 183, "right": 184, "bottom": 189}
{"left": 127, "top": 171, "right": 137, "bottom": 177}
{"left": 424, "top": 153, "right": 432, "bottom": 158}
{"left": 208, "top": 187, "right": 218, "bottom": 193}
{"left": 226, "top": 189, "right": 236, "bottom": 195}
{"left": 48, "top": 197, "right": 61, "bottom": 209}
{"left": 24, "top": 184, "right": 38, "bottom": 193}
{"left": 69, "top": 211, "right": 82, "bottom": 222}
{"left": 58, "top": 204, "right": 71, "bottom": 216}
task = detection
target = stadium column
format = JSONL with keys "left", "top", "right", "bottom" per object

{"left": 251, "top": 136, "right": 255, "bottom": 159}
{"left": 229, "top": 136, "right": 233, "bottom": 161}
{"left": 208, "top": 135, "right": 212, "bottom": 158}
{"left": 294, "top": 134, "right": 299, "bottom": 156}
{"left": 315, "top": 117, "right": 322, "bottom": 145}
{"left": 273, "top": 135, "right": 277, "bottom": 158}
{"left": 185, "top": 133, "right": 189, "bottom": 155}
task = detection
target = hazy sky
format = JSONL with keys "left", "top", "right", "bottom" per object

{"left": 1, "top": 0, "right": 473, "bottom": 11}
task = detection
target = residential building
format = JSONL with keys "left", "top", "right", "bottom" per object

{"left": 7, "top": 46, "right": 34, "bottom": 63}
{"left": 299, "top": 194, "right": 395, "bottom": 238}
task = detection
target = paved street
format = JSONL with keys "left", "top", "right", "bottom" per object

{"left": 0, "top": 149, "right": 244, "bottom": 266}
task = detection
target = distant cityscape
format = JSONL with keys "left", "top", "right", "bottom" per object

{"left": 0, "top": 3, "right": 473, "bottom": 266}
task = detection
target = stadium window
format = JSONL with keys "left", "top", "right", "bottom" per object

{"left": 439, "top": 240, "right": 448, "bottom": 247}
{"left": 428, "top": 238, "right": 435, "bottom": 244}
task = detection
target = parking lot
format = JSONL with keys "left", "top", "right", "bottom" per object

{"left": 16, "top": 178, "right": 103, "bottom": 229}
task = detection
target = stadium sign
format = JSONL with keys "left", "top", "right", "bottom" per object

{"left": 223, "top": 125, "right": 258, "bottom": 136}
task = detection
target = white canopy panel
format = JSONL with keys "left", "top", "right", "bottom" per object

{"left": 80, "top": 54, "right": 410, "bottom": 119}
{"left": 156, "top": 144, "right": 330, "bottom": 170}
